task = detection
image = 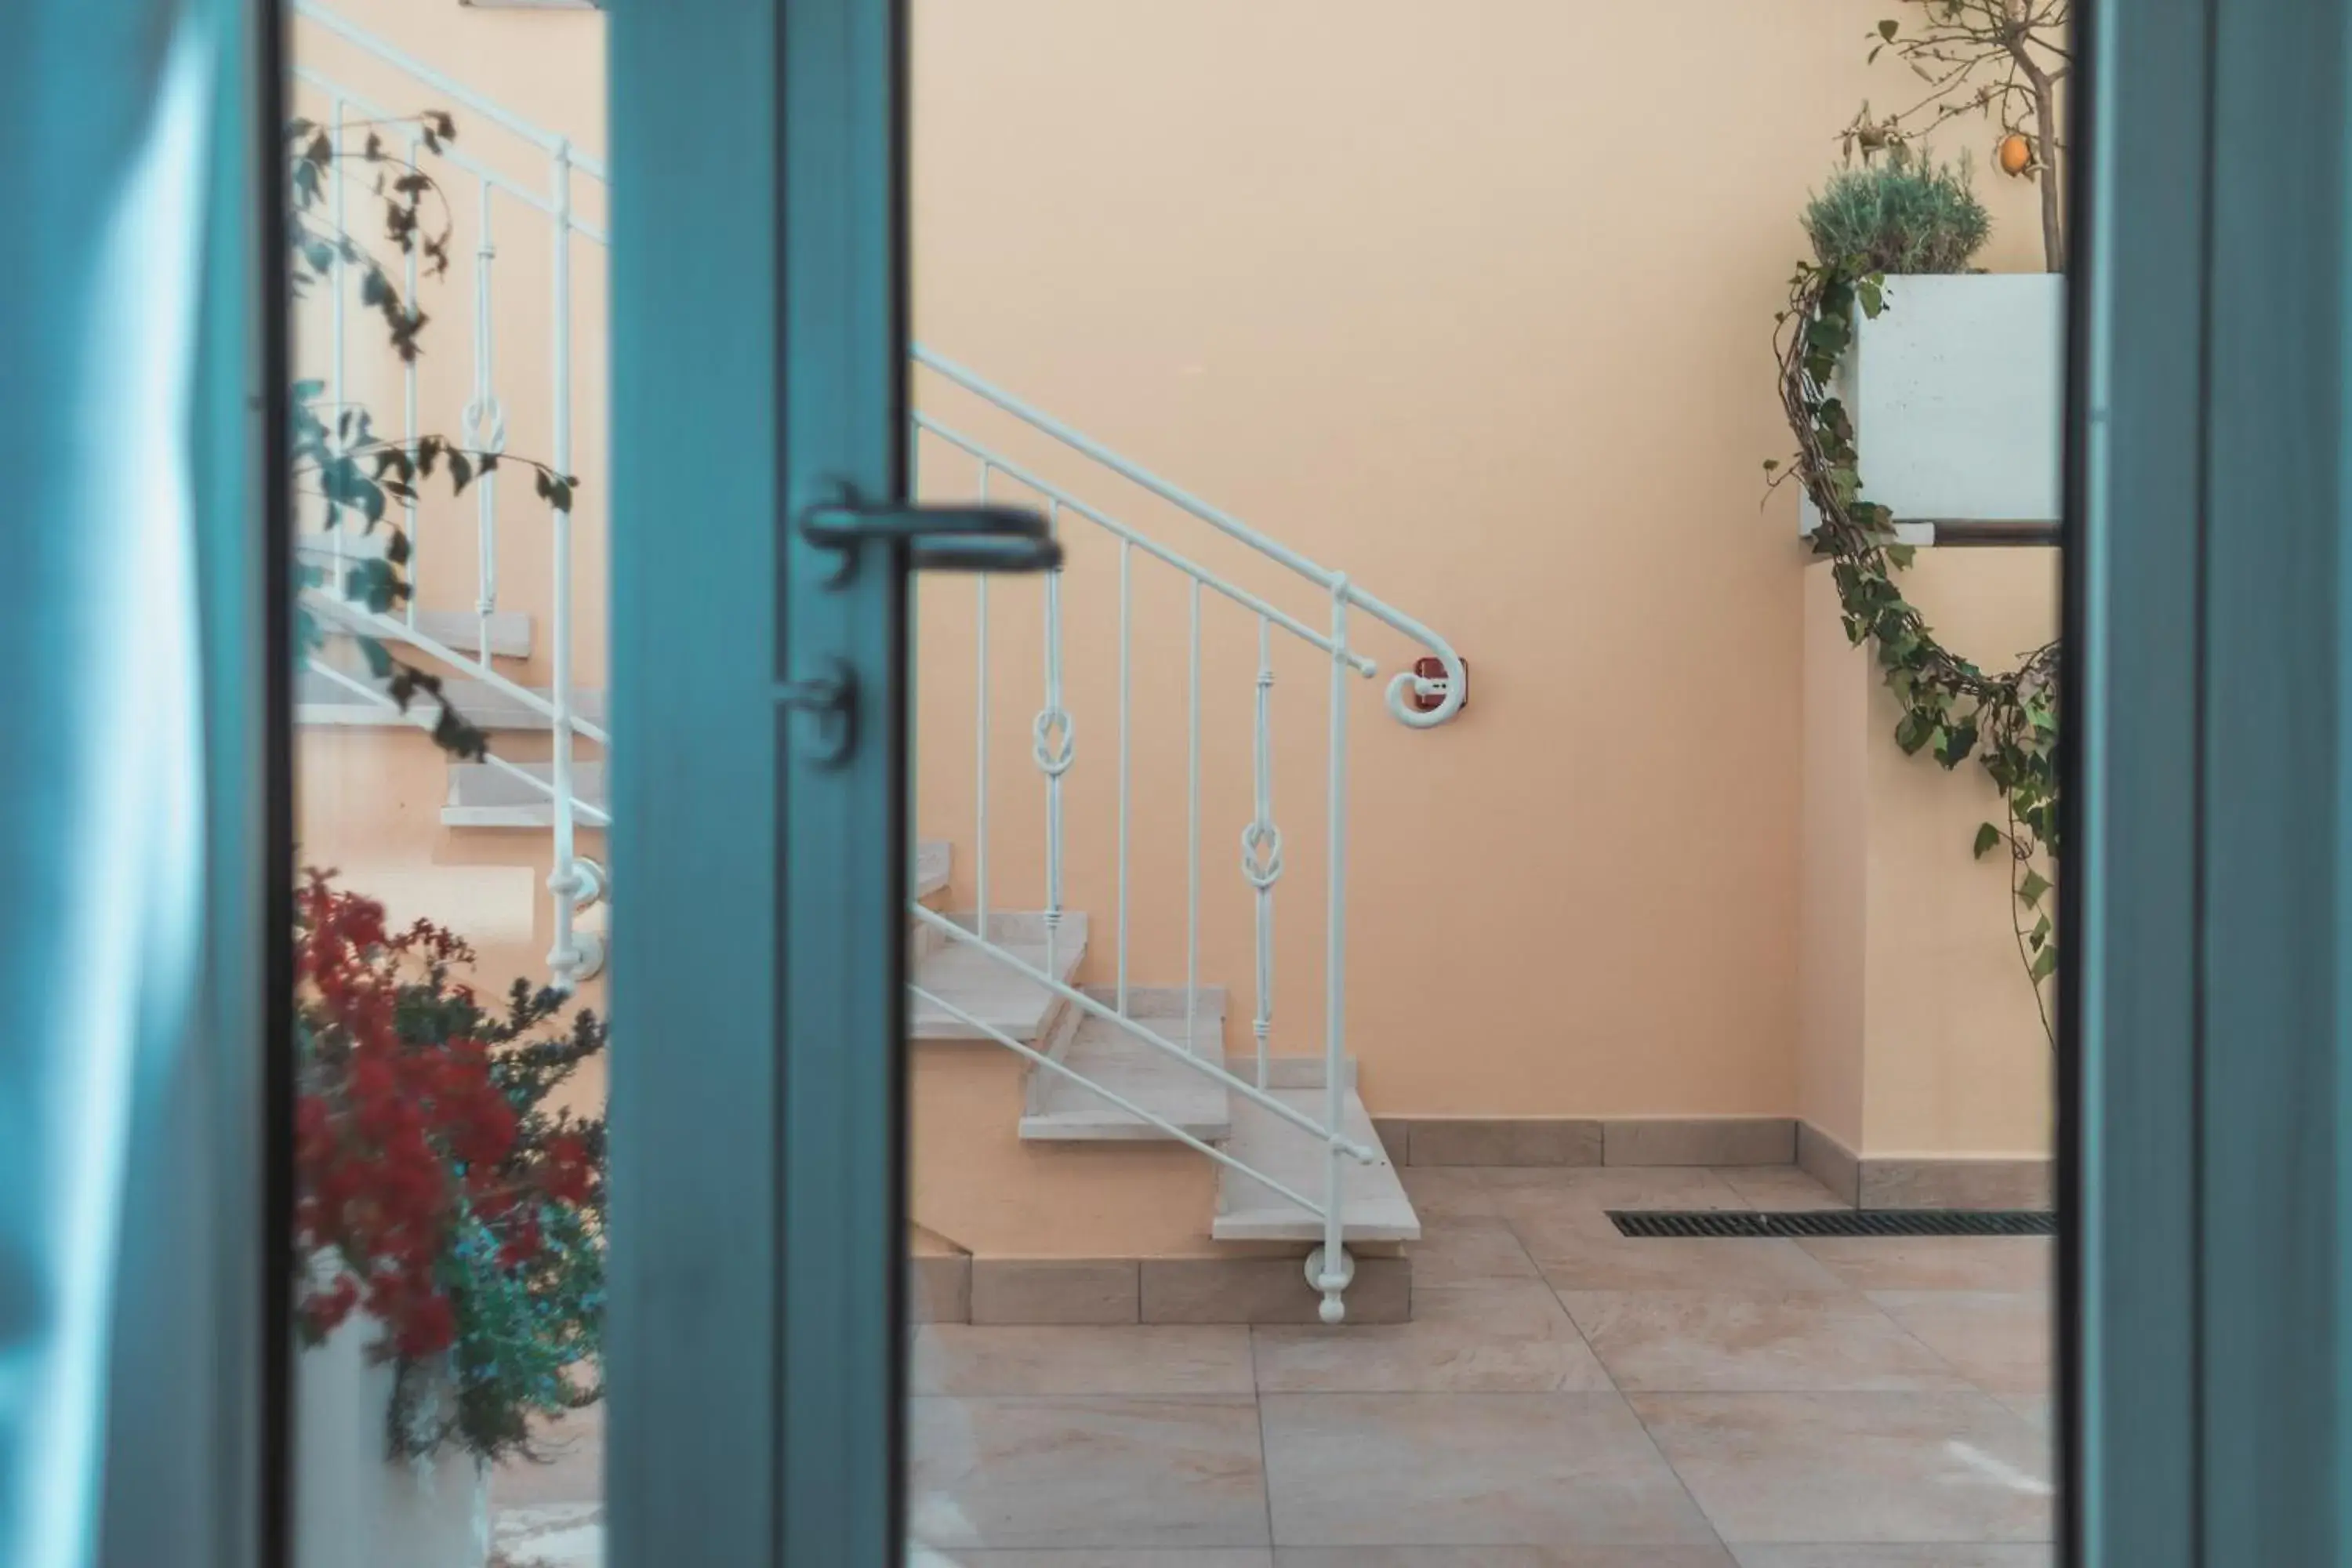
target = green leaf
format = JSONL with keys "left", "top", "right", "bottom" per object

{"left": 1878, "top": 17, "right": 1899, "bottom": 39}
{"left": 2031, "top": 946, "right": 2058, "bottom": 982}
{"left": 360, "top": 635, "right": 395, "bottom": 680}
{"left": 1894, "top": 711, "right": 1933, "bottom": 755}
{"left": 1936, "top": 720, "right": 1978, "bottom": 768}
{"left": 2020, "top": 869, "right": 2051, "bottom": 908}
{"left": 449, "top": 450, "right": 474, "bottom": 493}
{"left": 1973, "top": 822, "right": 2002, "bottom": 859}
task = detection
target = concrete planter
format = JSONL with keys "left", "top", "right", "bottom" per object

{"left": 293, "top": 1312, "right": 488, "bottom": 1568}
{"left": 1803, "top": 271, "right": 2066, "bottom": 536}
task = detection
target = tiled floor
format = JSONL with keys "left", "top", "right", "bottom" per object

{"left": 492, "top": 1166, "right": 2056, "bottom": 1567}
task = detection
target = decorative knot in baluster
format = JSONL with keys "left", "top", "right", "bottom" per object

{"left": 1241, "top": 821, "right": 1284, "bottom": 890}
{"left": 1031, "top": 706, "right": 1076, "bottom": 777}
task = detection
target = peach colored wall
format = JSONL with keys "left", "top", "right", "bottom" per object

{"left": 910, "top": 1047, "right": 1220, "bottom": 1258}
{"left": 909, "top": 0, "right": 2054, "bottom": 1121}
{"left": 1798, "top": 565, "right": 1871, "bottom": 1152}
{"left": 289, "top": 2, "right": 2060, "bottom": 1167}
{"left": 1858, "top": 550, "right": 2059, "bottom": 1157}
{"left": 1799, "top": 552, "right": 2059, "bottom": 1160}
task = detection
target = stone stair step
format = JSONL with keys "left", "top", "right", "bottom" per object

{"left": 913, "top": 840, "right": 951, "bottom": 901}
{"left": 1020, "top": 988, "right": 1230, "bottom": 1142}
{"left": 442, "top": 760, "right": 605, "bottom": 829}
{"left": 298, "top": 668, "right": 606, "bottom": 732}
{"left": 1212, "top": 1083, "right": 1420, "bottom": 1243}
{"left": 304, "top": 585, "right": 533, "bottom": 659}
{"left": 908, "top": 912, "right": 1090, "bottom": 1043}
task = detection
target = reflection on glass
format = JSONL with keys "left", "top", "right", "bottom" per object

{"left": 286, "top": 2, "right": 610, "bottom": 1563}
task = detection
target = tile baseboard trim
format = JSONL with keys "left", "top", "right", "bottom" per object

{"left": 1798, "top": 1120, "right": 2053, "bottom": 1211}
{"left": 1377, "top": 1116, "right": 1796, "bottom": 1168}
{"left": 910, "top": 1252, "right": 1411, "bottom": 1324}
{"left": 1797, "top": 1120, "right": 1863, "bottom": 1207}
{"left": 1602, "top": 1116, "right": 1796, "bottom": 1167}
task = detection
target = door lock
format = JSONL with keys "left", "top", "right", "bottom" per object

{"left": 779, "top": 655, "right": 857, "bottom": 768}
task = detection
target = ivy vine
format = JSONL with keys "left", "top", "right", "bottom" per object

{"left": 1769, "top": 260, "right": 2060, "bottom": 1046}
{"left": 286, "top": 111, "right": 579, "bottom": 761}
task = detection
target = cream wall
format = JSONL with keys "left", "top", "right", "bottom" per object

{"left": 1861, "top": 551, "right": 2058, "bottom": 1156}
{"left": 290, "top": 0, "right": 2060, "bottom": 1158}
{"left": 1798, "top": 552, "right": 2060, "bottom": 1160}
{"left": 910, "top": 0, "right": 2056, "bottom": 1126}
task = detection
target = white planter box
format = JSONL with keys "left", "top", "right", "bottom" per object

{"left": 1802, "top": 272, "right": 2066, "bottom": 537}
{"left": 294, "top": 1314, "right": 488, "bottom": 1568}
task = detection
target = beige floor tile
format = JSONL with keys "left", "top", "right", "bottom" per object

{"left": 492, "top": 1502, "right": 604, "bottom": 1568}
{"left": 490, "top": 1404, "right": 604, "bottom": 1508}
{"left": 1406, "top": 1215, "right": 1541, "bottom": 1285}
{"left": 913, "top": 1325, "right": 1258, "bottom": 1397}
{"left": 1998, "top": 1392, "right": 2053, "bottom": 1429}
{"left": 1561, "top": 1292, "right": 1973, "bottom": 1393}
{"left": 1712, "top": 1168, "right": 1850, "bottom": 1212}
{"left": 1276, "top": 1548, "right": 1737, "bottom": 1566}
{"left": 1141, "top": 1256, "right": 1410, "bottom": 1325}
{"left": 1796, "top": 1236, "right": 2052, "bottom": 1293}
{"left": 1518, "top": 1210, "right": 1849, "bottom": 1294}
{"left": 1258, "top": 1392, "right": 1718, "bottom": 1548}
{"left": 1396, "top": 1167, "right": 1499, "bottom": 1222}
{"left": 909, "top": 1396, "right": 1269, "bottom": 1551}
{"left": 1253, "top": 1281, "right": 1613, "bottom": 1394}
{"left": 1629, "top": 1392, "right": 2053, "bottom": 1544}
{"left": 943, "top": 1552, "right": 1276, "bottom": 1566}
{"left": 1483, "top": 1167, "right": 1751, "bottom": 1219}
{"left": 1867, "top": 1292, "right": 2053, "bottom": 1396}
{"left": 1730, "top": 1548, "right": 2054, "bottom": 1567}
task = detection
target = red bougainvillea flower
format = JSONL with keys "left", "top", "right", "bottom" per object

{"left": 291, "top": 871, "right": 601, "bottom": 1379}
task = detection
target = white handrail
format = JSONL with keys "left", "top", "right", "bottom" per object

{"left": 303, "top": 658, "right": 610, "bottom": 827}
{"left": 288, "top": 65, "right": 609, "bottom": 243}
{"left": 911, "top": 347, "right": 1465, "bottom": 727}
{"left": 909, "top": 908, "right": 1381, "bottom": 1165}
{"left": 301, "top": 590, "right": 612, "bottom": 747}
{"left": 909, "top": 985, "right": 1327, "bottom": 1218}
{"left": 913, "top": 414, "right": 1374, "bottom": 674}
{"left": 292, "top": 0, "right": 611, "bottom": 180}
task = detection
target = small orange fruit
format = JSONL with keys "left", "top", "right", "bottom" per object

{"left": 1997, "top": 132, "right": 2035, "bottom": 176}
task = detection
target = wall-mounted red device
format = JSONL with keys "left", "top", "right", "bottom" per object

{"left": 1406, "top": 655, "right": 1468, "bottom": 715}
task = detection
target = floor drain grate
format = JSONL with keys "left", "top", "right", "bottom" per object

{"left": 1606, "top": 1209, "right": 2055, "bottom": 1239}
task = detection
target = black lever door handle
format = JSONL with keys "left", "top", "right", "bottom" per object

{"left": 800, "top": 497, "right": 1062, "bottom": 583}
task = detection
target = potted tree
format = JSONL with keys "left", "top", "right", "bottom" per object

{"left": 1795, "top": 153, "right": 2063, "bottom": 539}
{"left": 289, "top": 873, "right": 606, "bottom": 1568}
{"left": 1800, "top": 0, "right": 2071, "bottom": 539}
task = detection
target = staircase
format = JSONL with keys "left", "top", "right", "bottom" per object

{"left": 291, "top": 0, "right": 1464, "bottom": 1323}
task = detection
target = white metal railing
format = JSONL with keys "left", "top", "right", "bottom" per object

{"left": 292, "top": 1, "right": 608, "bottom": 988}
{"left": 909, "top": 351, "right": 1465, "bottom": 1321}
{"left": 299, "top": 2, "right": 1469, "bottom": 1322}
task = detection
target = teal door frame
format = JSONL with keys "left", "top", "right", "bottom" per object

{"left": 2071, "top": 0, "right": 2348, "bottom": 1559}
{"left": 0, "top": 0, "right": 284, "bottom": 1563}
{"left": 607, "top": 0, "right": 910, "bottom": 1560}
